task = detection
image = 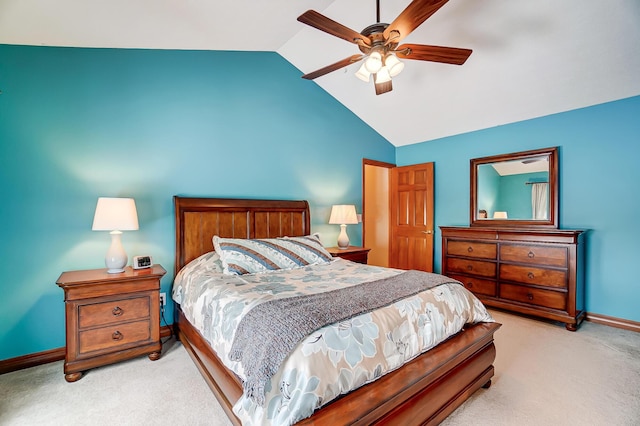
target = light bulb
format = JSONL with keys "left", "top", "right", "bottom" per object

{"left": 385, "top": 53, "right": 405, "bottom": 77}
{"left": 364, "top": 51, "right": 382, "bottom": 73}
{"left": 355, "top": 63, "right": 371, "bottom": 82}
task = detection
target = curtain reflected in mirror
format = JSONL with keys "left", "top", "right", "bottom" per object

{"left": 531, "top": 183, "right": 548, "bottom": 220}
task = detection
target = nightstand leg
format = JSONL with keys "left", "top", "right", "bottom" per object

{"left": 148, "top": 351, "right": 161, "bottom": 361}
{"left": 65, "top": 372, "right": 83, "bottom": 382}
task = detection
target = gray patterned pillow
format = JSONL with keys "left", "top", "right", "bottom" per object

{"left": 212, "top": 235, "right": 333, "bottom": 275}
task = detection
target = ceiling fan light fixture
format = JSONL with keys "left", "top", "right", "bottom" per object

{"left": 364, "top": 51, "right": 383, "bottom": 73}
{"left": 385, "top": 53, "right": 404, "bottom": 77}
{"left": 355, "top": 63, "right": 371, "bottom": 82}
{"left": 374, "top": 66, "right": 392, "bottom": 84}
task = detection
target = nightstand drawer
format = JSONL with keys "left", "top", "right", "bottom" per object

{"left": 79, "top": 296, "right": 150, "bottom": 328}
{"left": 500, "top": 284, "right": 567, "bottom": 310}
{"left": 500, "top": 264, "right": 567, "bottom": 288}
{"left": 79, "top": 319, "right": 152, "bottom": 354}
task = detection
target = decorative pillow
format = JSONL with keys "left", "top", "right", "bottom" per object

{"left": 212, "top": 234, "right": 333, "bottom": 275}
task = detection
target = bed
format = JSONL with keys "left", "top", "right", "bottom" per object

{"left": 172, "top": 196, "right": 501, "bottom": 425}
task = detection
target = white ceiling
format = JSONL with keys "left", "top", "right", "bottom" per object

{"left": 2, "top": 0, "right": 639, "bottom": 147}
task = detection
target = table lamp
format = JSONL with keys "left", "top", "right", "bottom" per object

{"left": 92, "top": 197, "right": 139, "bottom": 273}
{"left": 329, "top": 204, "right": 358, "bottom": 249}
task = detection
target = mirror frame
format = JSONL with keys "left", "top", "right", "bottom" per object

{"left": 470, "top": 146, "right": 559, "bottom": 228}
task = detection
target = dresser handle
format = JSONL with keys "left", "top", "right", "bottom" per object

{"left": 527, "top": 272, "right": 535, "bottom": 279}
{"left": 528, "top": 251, "right": 535, "bottom": 258}
{"left": 112, "top": 331, "right": 123, "bottom": 341}
{"left": 467, "top": 246, "right": 473, "bottom": 253}
{"left": 467, "top": 265, "right": 473, "bottom": 271}
{"left": 112, "top": 307, "right": 123, "bottom": 316}
{"left": 527, "top": 293, "right": 534, "bottom": 301}
{"left": 467, "top": 282, "right": 473, "bottom": 288}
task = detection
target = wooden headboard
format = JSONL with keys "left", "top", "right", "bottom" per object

{"left": 173, "top": 197, "right": 311, "bottom": 275}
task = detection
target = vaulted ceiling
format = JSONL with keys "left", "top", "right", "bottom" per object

{"left": 2, "top": 0, "right": 639, "bottom": 146}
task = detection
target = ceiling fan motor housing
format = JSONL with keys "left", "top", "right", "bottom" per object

{"left": 358, "top": 23, "right": 399, "bottom": 54}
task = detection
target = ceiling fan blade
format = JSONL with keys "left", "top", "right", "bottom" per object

{"left": 298, "top": 10, "right": 370, "bottom": 47}
{"left": 383, "top": 0, "right": 450, "bottom": 44}
{"left": 302, "top": 55, "right": 364, "bottom": 80}
{"left": 374, "top": 78, "right": 393, "bottom": 95}
{"left": 396, "top": 44, "right": 472, "bottom": 65}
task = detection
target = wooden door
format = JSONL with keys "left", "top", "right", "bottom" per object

{"left": 389, "top": 162, "right": 434, "bottom": 271}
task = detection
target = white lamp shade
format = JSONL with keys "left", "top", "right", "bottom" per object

{"left": 92, "top": 197, "right": 139, "bottom": 231}
{"left": 385, "top": 53, "right": 405, "bottom": 77}
{"left": 493, "top": 211, "right": 508, "bottom": 219}
{"left": 355, "top": 63, "right": 371, "bottom": 82}
{"left": 364, "top": 51, "right": 383, "bottom": 73}
{"left": 374, "top": 67, "right": 392, "bottom": 84}
{"left": 329, "top": 205, "right": 359, "bottom": 225}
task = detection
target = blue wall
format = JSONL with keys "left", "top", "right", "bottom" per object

{"left": 0, "top": 45, "right": 395, "bottom": 360}
{"left": 397, "top": 95, "right": 640, "bottom": 322}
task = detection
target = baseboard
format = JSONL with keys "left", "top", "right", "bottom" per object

{"left": 0, "top": 325, "right": 174, "bottom": 375}
{"left": 586, "top": 312, "right": 640, "bottom": 333}
{"left": 0, "top": 347, "right": 65, "bottom": 375}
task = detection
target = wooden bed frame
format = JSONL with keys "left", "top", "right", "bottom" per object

{"left": 173, "top": 196, "right": 501, "bottom": 425}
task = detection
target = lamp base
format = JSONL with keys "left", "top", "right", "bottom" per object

{"left": 336, "top": 224, "right": 350, "bottom": 249}
{"left": 105, "top": 231, "right": 128, "bottom": 273}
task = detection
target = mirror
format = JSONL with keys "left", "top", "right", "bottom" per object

{"left": 470, "top": 147, "right": 558, "bottom": 228}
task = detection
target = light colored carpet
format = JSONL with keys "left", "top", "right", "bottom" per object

{"left": 1, "top": 310, "right": 639, "bottom": 425}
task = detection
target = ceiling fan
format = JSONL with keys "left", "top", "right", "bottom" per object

{"left": 297, "top": 0, "right": 472, "bottom": 95}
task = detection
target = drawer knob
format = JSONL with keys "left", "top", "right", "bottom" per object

{"left": 112, "top": 331, "right": 123, "bottom": 341}
{"left": 467, "top": 265, "right": 473, "bottom": 271}
{"left": 467, "top": 282, "right": 473, "bottom": 288}
{"left": 467, "top": 246, "right": 473, "bottom": 253}
{"left": 528, "top": 251, "right": 535, "bottom": 258}
{"left": 528, "top": 272, "right": 535, "bottom": 279}
{"left": 527, "top": 293, "right": 534, "bottom": 301}
{"left": 112, "top": 307, "right": 123, "bottom": 316}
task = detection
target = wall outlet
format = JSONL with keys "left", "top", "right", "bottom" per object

{"left": 159, "top": 292, "right": 166, "bottom": 306}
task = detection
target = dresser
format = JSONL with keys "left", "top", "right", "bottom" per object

{"left": 56, "top": 265, "right": 166, "bottom": 382}
{"left": 441, "top": 227, "right": 585, "bottom": 330}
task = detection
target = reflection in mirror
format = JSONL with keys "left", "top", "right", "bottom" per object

{"left": 477, "top": 156, "right": 549, "bottom": 220}
{"left": 470, "top": 147, "right": 558, "bottom": 228}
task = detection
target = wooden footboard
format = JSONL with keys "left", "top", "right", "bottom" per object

{"left": 177, "top": 308, "right": 500, "bottom": 425}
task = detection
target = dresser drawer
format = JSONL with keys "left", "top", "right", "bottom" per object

{"left": 79, "top": 296, "right": 150, "bottom": 328}
{"left": 500, "top": 244, "right": 567, "bottom": 267}
{"left": 79, "top": 319, "right": 152, "bottom": 354}
{"left": 500, "top": 284, "right": 567, "bottom": 311}
{"left": 500, "top": 264, "right": 567, "bottom": 288}
{"left": 449, "top": 274, "right": 497, "bottom": 297}
{"left": 447, "top": 241, "right": 497, "bottom": 260}
{"left": 446, "top": 258, "right": 496, "bottom": 278}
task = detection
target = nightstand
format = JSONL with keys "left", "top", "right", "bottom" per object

{"left": 56, "top": 264, "right": 166, "bottom": 382}
{"left": 326, "top": 246, "right": 371, "bottom": 264}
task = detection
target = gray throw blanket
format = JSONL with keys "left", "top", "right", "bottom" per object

{"left": 228, "top": 270, "right": 460, "bottom": 406}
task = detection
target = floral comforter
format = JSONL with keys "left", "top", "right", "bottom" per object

{"left": 172, "top": 254, "right": 493, "bottom": 426}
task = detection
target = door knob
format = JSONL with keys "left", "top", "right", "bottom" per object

{"left": 421, "top": 230, "right": 433, "bottom": 234}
